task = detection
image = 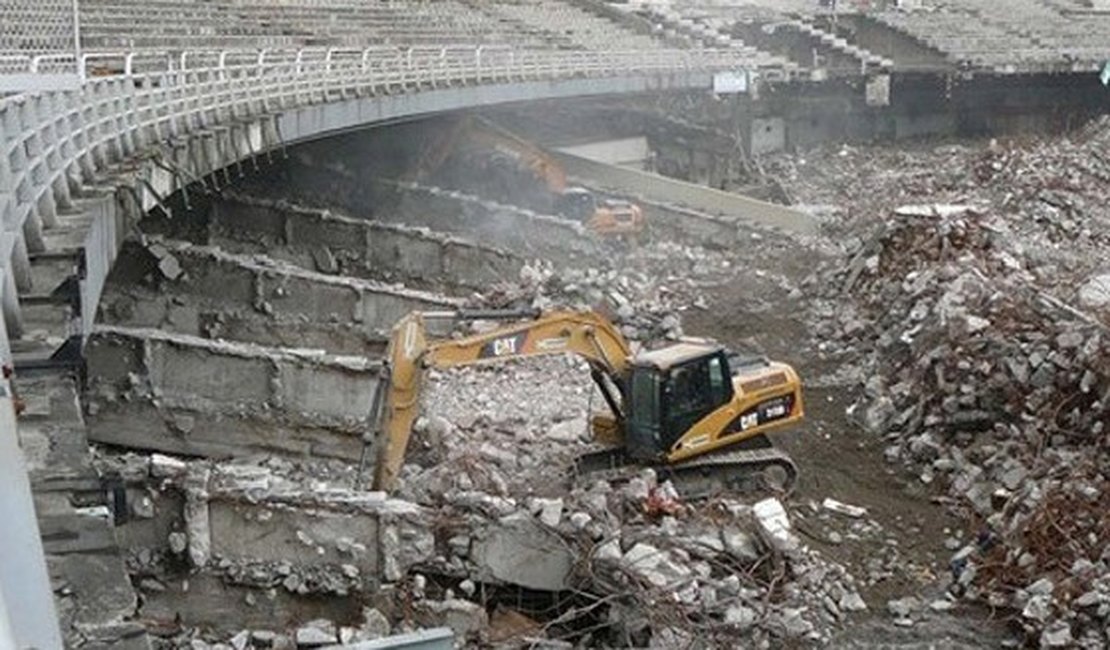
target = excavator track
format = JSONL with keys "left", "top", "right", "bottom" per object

{"left": 574, "top": 436, "right": 797, "bottom": 499}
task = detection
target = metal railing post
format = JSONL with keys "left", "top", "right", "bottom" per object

{"left": 72, "top": 0, "right": 84, "bottom": 82}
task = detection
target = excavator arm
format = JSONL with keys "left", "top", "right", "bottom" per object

{"left": 371, "top": 309, "right": 634, "bottom": 491}
{"left": 410, "top": 115, "right": 568, "bottom": 193}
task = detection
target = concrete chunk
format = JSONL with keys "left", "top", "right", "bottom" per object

{"left": 470, "top": 513, "right": 574, "bottom": 591}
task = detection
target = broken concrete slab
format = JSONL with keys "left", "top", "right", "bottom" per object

{"left": 100, "top": 238, "right": 460, "bottom": 354}
{"left": 411, "top": 600, "right": 487, "bottom": 644}
{"left": 207, "top": 196, "right": 523, "bottom": 291}
{"left": 111, "top": 456, "right": 433, "bottom": 611}
{"left": 469, "top": 512, "right": 575, "bottom": 591}
{"left": 371, "top": 180, "right": 599, "bottom": 263}
{"left": 1077, "top": 273, "right": 1110, "bottom": 311}
{"left": 619, "top": 542, "right": 693, "bottom": 588}
{"left": 753, "top": 498, "right": 799, "bottom": 554}
{"left": 821, "top": 498, "right": 868, "bottom": 519}
{"left": 85, "top": 326, "right": 384, "bottom": 462}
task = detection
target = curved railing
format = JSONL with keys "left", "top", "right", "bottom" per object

{"left": 0, "top": 45, "right": 761, "bottom": 234}
{"left": 0, "top": 45, "right": 769, "bottom": 354}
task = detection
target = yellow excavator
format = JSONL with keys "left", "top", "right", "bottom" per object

{"left": 368, "top": 308, "right": 804, "bottom": 497}
{"left": 410, "top": 116, "right": 646, "bottom": 239}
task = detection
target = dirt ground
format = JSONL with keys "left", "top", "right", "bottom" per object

{"left": 681, "top": 217, "right": 1018, "bottom": 647}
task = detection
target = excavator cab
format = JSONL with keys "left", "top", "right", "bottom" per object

{"left": 554, "top": 187, "right": 598, "bottom": 223}
{"left": 624, "top": 344, "right": 734, "bottom": 461}
{"left": 555, "top": 188, "right": 646, "bottom": 239}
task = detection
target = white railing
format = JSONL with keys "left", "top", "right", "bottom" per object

{"left": 0, "top": 45, "right": 758, "bottom": 233}
{"left": 0, "top": 45, "right": 765, "bottom": 359}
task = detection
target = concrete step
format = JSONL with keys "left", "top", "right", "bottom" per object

{"left": 22, "top": 250, "right": 80, "bottom": 303}
{"left": 98, "top": 236, "right": 458, "bottom": 354}
{"left": 10, "top": 301, "right": 75, "bottom": 369}
{"left": 42, "top": 211, "right": 96, "bottom": 251}
{"left": 14, "top": 371, "right": 151, "bottom": 649}
{"left": 85, "top": 325, "right": 385, "bottom": 462}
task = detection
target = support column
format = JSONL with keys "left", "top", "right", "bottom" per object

{"left": 1, "top": 269, "right": 23, "bottom": 340}
{"left": 0, "top": 376, "right": 63, "bottom": 650}
{"left": 23, "top": 211, "right": 46, "bottom": 254}
{"left": 37, "top": 190, "right": 60, "bottom": 229}
{"left": 10, "top": 235, "right": 32, "bottom": 293}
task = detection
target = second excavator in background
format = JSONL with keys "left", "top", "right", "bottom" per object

{"left": 409, "top": 115, "right": 646, "bottom": 240}
{"left": 368, "top": 308, "right": 804, "bottom": 497}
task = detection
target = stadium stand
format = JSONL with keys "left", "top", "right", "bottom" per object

{"left": 618, "top": 0, "right": 1108, "bottom": 74}
{"left": 78, "top": 0, "right": 657, "bottom": 51}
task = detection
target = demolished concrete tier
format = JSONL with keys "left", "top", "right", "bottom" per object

{"left": 99, "top": 237, "right": 459, "bottom": 354}
{"left": 208, "top": 195, "right": 524, "bottom": 291}
{"left": 367, "top": 179, "right": 601, "bottom": 263}
{"left": 85, "top": 326, "right": 383, "bottom": 461}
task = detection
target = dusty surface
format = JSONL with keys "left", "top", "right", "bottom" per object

{"left": 64, "top": 118, "right": 1110, "bottom": 649}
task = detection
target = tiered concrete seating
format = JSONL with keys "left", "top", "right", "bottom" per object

{"left": 952, "top": 0, "right": 1109, "bottom": 69}
{"left": 620, "top": 1, "right": 889, "bottom": 74}
{"left": 873, "top": 0, "right": 1107, "bottom": 72}
{"left": 78, "top": 0, "right": 552, "bottom": 50}
{"left": 482, "top": 0, "right": 664, "bottom": 50}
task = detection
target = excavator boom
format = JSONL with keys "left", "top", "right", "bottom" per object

{"left": 371, "top": 309, "right": 633, "bottom": 490}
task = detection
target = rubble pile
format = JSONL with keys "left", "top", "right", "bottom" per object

{"left": 473, "top": 240, "right": 748, "bottom": 342}
{"left": 404, "top": 445, "right": 868, "bottom": 646}
{"left": 397, "top": 355, "right": 594, "bottom": 501}
{"left": 99, "top": 431, "right": 869, "bottom": 647}
{"left": 787, "top": 121, "right": 1110, "bottom": 646}
{"left": 384, "top": 251, "right": 867, "bottom": 644}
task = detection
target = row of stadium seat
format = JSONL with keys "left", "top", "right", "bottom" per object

{"left": 75, "top": 0, "right": 682, "bottom": 53}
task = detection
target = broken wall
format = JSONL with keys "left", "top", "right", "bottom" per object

{"left": 99, "top": 238, "right": 459, "bottom": 354}
{"left": 108, "top": 455, "right": 434, "bottom": 635}
{"left": 209, "top": 196, "right": 523, "bottom": 291}
{"left": 85, "top": 326, "right": 383, "bottom": 461}
{"left": 366, "top": 180, "right": 600, "bottom": 264}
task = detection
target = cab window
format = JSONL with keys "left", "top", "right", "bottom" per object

{"left": 662, "top": 355, "right": 732, "bottom": 448}
{"left": 707, "top": 355, "right": 731, "bottom": 404}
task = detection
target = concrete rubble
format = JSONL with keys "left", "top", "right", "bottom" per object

{"left": 374, "top": 263, "right": 867, "bottom": 646}
{"left": 94, "top": 417, "right": 867, "bottom": 648}
{"left": 100, "top": 236, "right": 460, "bottom": 354}
{"left": 787, "top": 116, "right": 1110, "bottom": 647}
{"left": 470, "top": 237, "right": 756, "bottom": 343}
{"left": 82, "top": 202, "right": 865, "bottom": 647}
{"left": 52, "top": 105, "right": 1110, "bottom": 649}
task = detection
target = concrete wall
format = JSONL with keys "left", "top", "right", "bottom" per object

{"left": 109, "top": 458, "right": 434, "bottom": 633}
{"left": 139, "top": 573, "right": 364, "bottom": 635}
{"left": 85, "top": 326, "right": 384, "bottom": 461}
{"left": 99, "top": 238, "right": 459, "bottom": 354}
{"left": 558, "top": 137, "right": 649, "bottom": 166}
{"left": 553, "top": 151, "right": 817, "bottom": 235}
{"left": 232, "top": 150, "right": 602, "bottom": 265}
{"left": 209, "top": 196, "right": 524, "bottom": 292}
{"left": 368, "top": 181, "right": 600, "bottom": 264}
